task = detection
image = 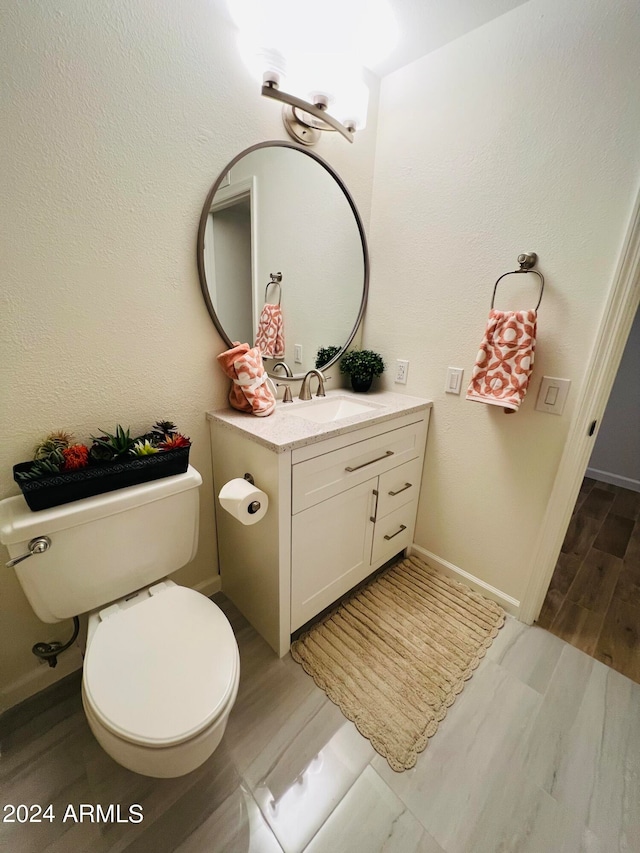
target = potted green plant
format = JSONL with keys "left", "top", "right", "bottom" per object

{"left": 13, "top": 420, "right": 191, "bottom": 511}
{"left": 340, "top": 349, "right": 385, "bottom": 392}
{"left": 315, "top": 345, "right": 341, "bottom": 369}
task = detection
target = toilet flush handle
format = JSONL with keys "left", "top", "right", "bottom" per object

{"left": 6, "top": 536, "right": 51, "bottom": 567}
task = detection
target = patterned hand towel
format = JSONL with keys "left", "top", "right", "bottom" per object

{"left": 466, "top": 309, "right": 537, "bottom": 413}
{"left": 255, "top": 303, "right": 284, "bottom": 358}
{"left": 217, "top": 343, "right": 276, "bottom": 417}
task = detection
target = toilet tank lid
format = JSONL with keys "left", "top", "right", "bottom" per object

{"left": 0, "top": 466, "right": 202, "bottom": 545}
{"left": 83, "top": 584, "right": 238, "bottom": 747}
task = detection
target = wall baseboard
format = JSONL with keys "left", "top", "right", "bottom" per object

{"left": 409, "top": 544, "right": 520, "bottom": 617}
{"left": 194, "top": 573, "right": 222, "bottom": 597}
{"left": 0, "top": 646, "right": 83, "bottom": 714}
{"left": 586, "top": 467, "right": 640, "bottom": 493}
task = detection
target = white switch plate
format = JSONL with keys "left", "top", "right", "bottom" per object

{"left": 535, "top": 376, "right": 571, "bottom": 414}
{"left": 294, "top": 344, "right": 302, "bottom": 364}
{"left": 445, "top": 367, "right": 464, "bottom": 395}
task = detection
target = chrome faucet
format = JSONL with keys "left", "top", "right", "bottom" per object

{"left": 299, "top": 369, "right": 327, "bottom": 401}
{"left": 271, "top": 361, "right": 293, "bottom": 378}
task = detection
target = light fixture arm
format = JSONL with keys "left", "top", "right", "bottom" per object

{"left": 261, "top": 82, "right": 355, "bottom": 144}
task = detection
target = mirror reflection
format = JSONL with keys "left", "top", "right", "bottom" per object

{"left": 197, "top": 142, "right": 368, "bottom": 378}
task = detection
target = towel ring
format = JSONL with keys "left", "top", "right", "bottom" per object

{"left": 491, "top": 252, "right": 544, "bottom": 311}
{"left": 264, "top": 272, "right": 282, "bottom": 305}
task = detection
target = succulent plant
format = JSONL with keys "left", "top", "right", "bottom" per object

{"left": 149, "top": 420, "right": 178, "bottom": 441}
{"left": 16, "top": 419, "right": 191, "bottom": 486}
{"left": 48, "top": 429, "right": 75, "bottom": 445}
{"left": 16, "top": 448, "right": 65, "bottom": 481}
{"left": 90, "top": 425, "right": 137, "bottom": 458}
{"left": 89, "top": 439, "right": 116, "bottom": 463}
{"left": 62, "top": 444, "right": 90, "bottom": 470}
{"left": 158, "top": 433, "right": 191, "bottom": 450}
{"left": 131, "top": 439, "right": 159, "bottom": 456}
{"left": 33, "top": 431, "right": 74, "bottom": 461}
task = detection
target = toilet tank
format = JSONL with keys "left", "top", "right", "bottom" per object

{"left": 0, "top": 466, "right": 202, "bottom": 623}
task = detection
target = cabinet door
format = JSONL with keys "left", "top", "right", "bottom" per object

{"left": 291, "top": 478, "right": 376, "bottom": 631}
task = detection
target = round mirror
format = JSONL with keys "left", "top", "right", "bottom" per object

{"left": 197, "top": 141, "right": 369, "bottom": 379}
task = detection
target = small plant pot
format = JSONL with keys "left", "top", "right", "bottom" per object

{"left": 350, "top": 375, "right": 373, "bottom": 393}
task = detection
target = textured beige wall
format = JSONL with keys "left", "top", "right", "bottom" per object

{"left": 366, "top": 0, "right": 640, "bottom": 604}
{"left": 0, "top": 0, "right": 379, "bottom": 707}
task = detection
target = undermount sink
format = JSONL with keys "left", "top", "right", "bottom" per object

{"left": 282, "top": 396, "right": 381, "bottom": 424}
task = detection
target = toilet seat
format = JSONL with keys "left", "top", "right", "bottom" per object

{"left": 83, "top": 583, "right": 238, "bottom": 749}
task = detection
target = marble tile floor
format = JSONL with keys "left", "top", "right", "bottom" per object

{"left": 537, "top": 478, "right": 640, "bottom": 683}
{"left": 2, "top": 595, "right": 640, "bottom": 853}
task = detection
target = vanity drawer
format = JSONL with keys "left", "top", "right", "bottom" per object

{"left": 292, "top": 421, "right": 423, "bottom": 514}
{"left": 376, "top": 457, "right": 424, "bottom": 519}
{"left": 371, "top": 500, "right": 417, "bottom": 566}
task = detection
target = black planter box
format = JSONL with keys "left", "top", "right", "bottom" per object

{"left": 13, "top": 447, "right": 190, "bottom": 511}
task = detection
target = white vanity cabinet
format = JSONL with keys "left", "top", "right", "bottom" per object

{"left": 290, "top": 421, "right": 426, "bottom": 629}
{"left": 208, "top": 393, "right": 431, "bottom": 656}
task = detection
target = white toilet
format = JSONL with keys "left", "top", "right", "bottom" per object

{"left": 0, "top": 466, "right": 240, "bottom": 778}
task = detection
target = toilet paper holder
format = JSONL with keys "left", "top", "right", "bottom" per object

{"left": 243, "top": 473, "right": 261, "bottom": 514}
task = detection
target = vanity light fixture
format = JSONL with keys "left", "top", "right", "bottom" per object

{"left": 226, "top": 0, "right": 398, "bottom": 146}
{"left": 261, "top": 77, "right": 357, "bottom": 146}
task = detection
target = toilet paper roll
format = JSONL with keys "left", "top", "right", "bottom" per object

{"left": 218, "top": 478, "right": 269, "bottom": 525}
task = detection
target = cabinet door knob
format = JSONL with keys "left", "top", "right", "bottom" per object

{"left": 388, "top": 482, "right": 412, "bottom": 496}
{"left": 384, "top": 524, "right": 407, "bottom": 541}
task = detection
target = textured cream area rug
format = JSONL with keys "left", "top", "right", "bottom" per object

{"left": 291, "top": 555, "right": 505, "bottom": 771}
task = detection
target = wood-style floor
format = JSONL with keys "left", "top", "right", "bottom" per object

{"left": 537, "top": 478, "right": 640, "bottom": 683}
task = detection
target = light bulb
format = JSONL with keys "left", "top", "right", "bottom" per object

{"left": 237, "top": 35, "right": 287, "bottom": 86}
{"left": 226, "top": 0, "right": 398, "bottom": 70}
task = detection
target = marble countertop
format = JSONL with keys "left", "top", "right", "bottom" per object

{"left": 206, "top": 389, "right": 433, "bottom": 453}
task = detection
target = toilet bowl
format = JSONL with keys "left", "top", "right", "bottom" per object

{"left": 0, "top": 466, "right": 240, "bottom": 777}
{"left": 81, "top": 580, "right": 240, "bottom": 777}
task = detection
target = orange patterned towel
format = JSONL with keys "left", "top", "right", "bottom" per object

{"left": 217, "top": 343, "right": 276, "bottom": 417}
{"left": 255, "top": 303, "right": 284, "bottom": 358}
{"left": 466, "top": 309, "right": 537, "bottom": 413}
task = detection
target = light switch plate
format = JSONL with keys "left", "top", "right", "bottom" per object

{"left": 445, "top": 367, "right": 464, "bottom": 395}
{"left": 294, "top": 344, "right": 302, "bottom": 364}
{"left": 535, "top": 376, "right": 571, "bottom": 414}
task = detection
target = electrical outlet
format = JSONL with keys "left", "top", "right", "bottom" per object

{"left": 395, "top": 359, "right": 409, "bottom": 384}
{"left": 294, "top": 344, "right": 302, "bottom": 364}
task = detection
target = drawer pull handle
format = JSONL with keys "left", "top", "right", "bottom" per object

{"left": 388, "top": 482, "right": 412, "bottom": 496}
{"left": 345, "top": 450, "right": 394, "bottom": 472}
{"left": 384, "top": 524, "right": 407, "bottom": 541}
